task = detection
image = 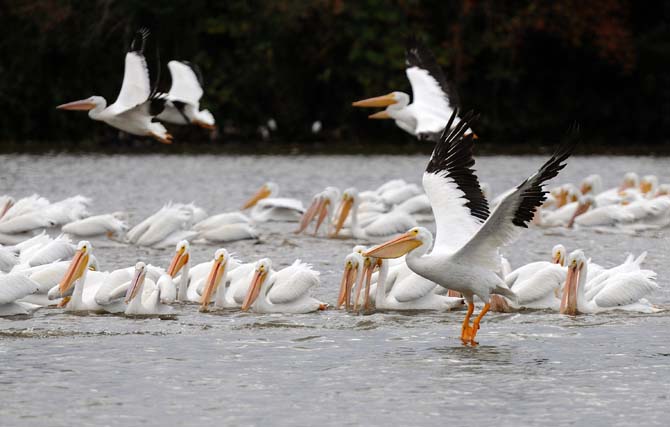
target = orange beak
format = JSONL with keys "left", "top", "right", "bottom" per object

{"left": 124, "top": 268, "right": 146, "bottom": 304}
{"left": 352, "top": 93, "right": 397, "bottom": 108}
{"left": 167, "top": 248, "right": 189, "bottom": 277}
{"left": 241, "top": 269, "right": 267, "bottom": 311}
{"left": 567, "top": 201, "right": 591, "bottom": 228}
{"left": 58, "top": 249, "right": 89, "bottom": 294}
{"left": 560, "top": 263, "right": 579, "bottom": 315}
{"left": 331, "top": 196, "right": 353, "bottom": 237}
{"left": 337, "top": 261, "right": 357, "bottom": 310}
{"left": 313, "top": 198, "right": 330, "bottom": 235}
{"left": 57, "top": 99, "right": 96, "bottom": 111}
{"left": 200, "top": 258, "right": 226, "bottom": 310}
{"left": 242, "top": 185, "right": 272, "bottom": 209}
{"left": 296, "top": 196, "right": 321, "bottom": 234}
{"left": 193, "top": 120, "right": 216, "bottom": 130}
{"left": 368, "top": 110, "right": 391, "bottom": 119}
{"left": 364, "top": 231, "right": 422, "bottom": 259}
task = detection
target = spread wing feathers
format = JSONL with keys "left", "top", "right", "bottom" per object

{"left": 423, "top": 111, "right": 489, "bottom": 252}
{"left": 107, "top": 29, "right": 152, "bottom": 115}
{"left": 593, "top": 270, "right": 658, "bottom": 308}
{"left": 512, "top": 266, "right": 565, "bottom": 305}
{"left": 167, "top": 60, "right": 204, "bottom": 106}
{"left": 267, "top": 261, "right": 319, "bottom": 304}
{"left": 389, "top": 273, "right": 438, "bottom": 303}
{"left": 453, "top": 126, "right": 578, "bottom": 269}
{"left": 405, "top": 37, "right": 459, "bottom": 109}
{"left": 0, "top": 274, "right": 40, "bottom": 304}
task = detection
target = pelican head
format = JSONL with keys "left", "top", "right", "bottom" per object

{"left": 241, "top": 258, "right": 272, "bottom": 311}
{"left": 560, "top": 250, "right": 587, "bottom": 315}
{"left": 619, "top": 172, "right": 640, "bottom": 191}
{"left": 640, "top": 175, "right": 658, "bottom": 195}
{"left": 58, "top": 240, "right": 92, "bottom": 294}
{"left": 656, "top": 184, "right": 670, "bottom": 197}
{"left": 242, "top": 182, "right": 277, "bottom": 209}
{"left": 125, "top": 262, "right": 147, "bottom": 304}
{"left": 551, "top": 244, "right": 566, "bottom": 266}
{"left": 580, "top": 174, "right": 602, "bottom": 195}
{"left": 337, "top": 252, "right": 364, "bottom": 309}
{"left": 352, "top": 91, "right": 410, "bottom": 119}
{"left": 364, "top": 227, "right": 431, "bottom": 259}
{"left": 567, "top": 195, "right": 595, "bottom": 228}
{"left": 332, "top": 188, "right": 358, "bottom": 237}
{"left": 57, "top": 96, "right": 106, "bottom": 118}
{"left": 167, "top": 240, "right": 190, "bottom": 277}
{"left": 200, "top": 248, "right": 230, "bottom": 310}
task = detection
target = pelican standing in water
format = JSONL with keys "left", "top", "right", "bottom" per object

{"left": 156, "top": 60, "right": 215, "bottom": 129}
{"left": 56, "top": 29, "right": 172, "bottom": 144}
{"left": 124, "top": 262, "right": 172, "bottom": 315}
{"left": 241, "top": 259, "right": 327, "bottom": 313}
{"left": 352, "top": 38, "right": 473, "bottom": 141}
{"left": 365, "top": 112, "right": 578, "bottom": 344}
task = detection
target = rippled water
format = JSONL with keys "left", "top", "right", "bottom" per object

{"left": 1, "top": 154, "right": 669, "bottom": 426}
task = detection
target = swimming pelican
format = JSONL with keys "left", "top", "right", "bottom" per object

{"left": 197, "top": 249, "right": 256, "bottom": 311}
{"left": 336, "top": 252, "right": 366, "bottom": 310}
{"left": 127, "top": 202, "right": 202, "bottom": 247}
{"left": 53, "top": 241, "right": 109, "bottom": 312}
{"left": 241, "top": 259, "right": 327, "bottom": 313}
{"left": 560, "top": 250, "right": 659, "bottom": 314}
{"left": 62, "top": 213, "right": 128, "bottom": 238}
{"left": 241, "top": 182, "right": 305, "bottom": 222}
{"left": 332, "top": 188, "right": 417, "bottom": 239}
{"left": 123, "top": 262, "right": 172, "bottom": 315}
{"left": 0, "top": 274, "right": 41, "bottom": 316}
{"left": 296, "top": 187, "right": 340, "bottom": 235}
{"left": 56, "top": 29, "right": 172, "bottom": 144}
{"left": 352, "top": 38, "right": 472, "bottom": 141}
{"left": 156, "top": 60, "right": 215, "bottom": 129}
{"left": 365, "top": 112, "right": 577, "bottom": 344}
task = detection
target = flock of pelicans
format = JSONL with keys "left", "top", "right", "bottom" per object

{"left": 1, "top": 30, "right": 665, "bottom": 345}
{"left": 1, "top": 114, "right": 667, "bottom": 345}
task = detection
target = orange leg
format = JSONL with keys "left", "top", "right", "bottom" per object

{"left": 461, "top": 302, "right": 475, "bottom": 343}
{"left": 469, "top": 303, "right": 491, "bottom": 345}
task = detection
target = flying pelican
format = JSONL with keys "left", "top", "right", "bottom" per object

{"left": 365, "top": 111, "right": 577, "bottom": 344}
{"left": 241, "top": 182, "right": 305, "bottom": 222}
{"left": 331, "top": 188, "right": 417, "bottom": 239}
{"left": 352, "top": 38, "right": 472, "bottom": 141}
{"left": 241, "top": 259, "right": 327, "bottom": 313}
{"left": 123, "top": 262, "right": 172, "bottom": 315}
{"left": 560, "top": 250, "right": 660, "bottom": 314}
{"left": 56, "top": 29, "right": 172, "bottom": 144}
{"left": 156, "top": 60, "right": 215, "bottom": 129}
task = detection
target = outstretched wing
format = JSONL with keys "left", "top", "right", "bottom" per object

{"left": 405, "top": 38, "right": 458, "bottom": 135}
{"left": 453, "top": 125, "right": 579, "bottom": 269}
{"left": 423, "top": 110, "right": 489, "bottom": 253}
{"left": 107, "top": 29, "right": 152, "bottom": 115}
{"left": 167, "top": 60, "right": 204, "bottom": 106}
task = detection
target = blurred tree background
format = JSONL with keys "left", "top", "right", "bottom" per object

{"left": 0, "top": 0, "right": 668, "bottom": 151}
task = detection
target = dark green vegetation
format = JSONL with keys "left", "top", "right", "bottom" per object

{"left": 1, "top": 0, "right": 668, "bottom": 152}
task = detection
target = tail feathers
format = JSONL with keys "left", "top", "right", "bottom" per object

{"left": 493, "top": 285, "right": 518, "bottom": 304}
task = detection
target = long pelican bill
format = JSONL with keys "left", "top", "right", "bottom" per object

{"left": 354, "top": 258, "right": 373, "bottom": 310}
{"left": 566, "top": 200, "right": 591, "bottom": 228}
{"left": 296, "top": 197, "right": 321, "bottom": 234}
{"left": 352, "top": 93, "right": 397, "bottom": 108}
{"left": 200, "top": 258, "right": 226, "bottom": 310}
{"left": 56, "top": 99, "right": 96, "bottom": 111}
{"left": 332, "top": 196, "right": 353, "bottom": 237}
{"left": 559, "top": 262, "right": 579, "bottom": 315}
{"left": 368, "top": 110, "right": 391, "bottom": 120}
{"left": 124, "top": 268, "right": 146, "bottom": 304}
{"left": 167, "top": 248, "right": 189, "bottom": 277}
{"left": 336, "top": 261, "right": 357, "bottom": 309}
{"left": 242, "top": 185, "right": 272, "bottom": 210}
{"left": 313, "top": 198, "right": 330, "bottom": 235}
{"left": 58, "top": 250, "right": 89, "bottom": 293}
{"left": 241, "top": 269, "right": 267, "bottom": 311}
{"left": 364, "top": 231, "right": 422, "bottom": 259}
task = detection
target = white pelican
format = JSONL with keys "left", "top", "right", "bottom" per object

{"left": 0, "top": 274, "right": 41, "bottom": 316}
{"left": 193, "top": 212, "right": 249, "bottom": 232}
{"left": 126, "top": 202, "right": 202, "bottom": 247}
{"left": 197, "top": 249, "right": 255, "bottom": 311}
{"left": 56, "top": 29, "right": 172, "bottom": 144}
{"left": 490, "top": 244, "right": 568, "bottom": 312}
{"left": 0, "top": 196, "right": 13, "bottom": 220}
{"left": 0, "top": 194, "right": 55, "bottom": 234}
{"left": 365, "top": 113, "right": 577, "bottom": 344}
{"left": 332, "top": 188, "right": 417, "bottom": 239}
{"left": 156, "top": 60, "right": 215, "bottom": 129}
{"left": 560, "top": 250, "right": 660, "bottom": 314}
{"left": 161, "top": 240, "right": 212, "bottom": 302}
{"left": 296, "top": 187, "right": 340, "bottom": 235}
{"left": 62, "top": 213, "right": 128, "bottom": 238}
{"left": 241, "top": 259, "right": 327, "bottom": 313}
{"left": 352, "top": 39, "right": 472, "bottom": 141}
{"left": 198, "top": 223, "right": 258, "bottom": 243}
{"left": 241, "top": 182, "right": 305, "bottom": 222}
{"left": 0, "top": 246, "right": 18, "bottom": 272}
{"left": 123, "top": 262, "right": 172, "bottom": 315}
{"left": 52, "top": 241, "right": 109, "bottom": 312}
{"left": 336, "top": 252, "right": 365, "bottom": 310}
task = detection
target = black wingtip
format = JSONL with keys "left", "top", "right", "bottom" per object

{"left": 129, "top": 27, "right": 150, "bottom": 53}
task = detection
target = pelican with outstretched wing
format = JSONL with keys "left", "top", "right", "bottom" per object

{"left": 156, "top": 60, "right": 215, "bottom": 129}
